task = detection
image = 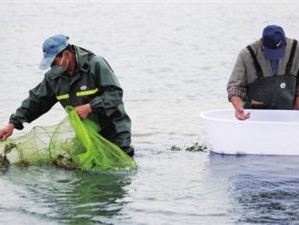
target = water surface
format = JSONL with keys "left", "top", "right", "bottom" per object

{"left": 1, "top": 2, "right": 299, "bottom": 224}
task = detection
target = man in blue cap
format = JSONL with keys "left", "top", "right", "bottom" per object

{"left": 227, "top": 25, "right": 299, "bottom": 120}
{"left": 0, "top": 35, "right": 134, "bottom": 156}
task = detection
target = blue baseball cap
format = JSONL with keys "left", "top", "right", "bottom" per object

{"left": 39, "top": 35, "right": 69, "bottom": 70}
{"left": 262, "top": 25, "right": 286, "bottom": 60}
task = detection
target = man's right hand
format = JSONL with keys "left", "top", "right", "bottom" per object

{"left": 235, "top": 108, "right": 250, "bottom": 120}
{"left": 0, "top": 124, "right": 15, "bottom": 141}
{"left": 230, "top": 96, "right": 250, "bottom": 120}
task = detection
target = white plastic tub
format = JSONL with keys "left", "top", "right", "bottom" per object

{"left": 200, "top": 109, "right": 299, "bottom": 155}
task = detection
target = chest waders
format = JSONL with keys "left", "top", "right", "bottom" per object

{"left": 244, "top": 40, "right": 298, "bottom": 109}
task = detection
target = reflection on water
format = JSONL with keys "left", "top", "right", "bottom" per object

{"left": 232, "top": 173, "right": 299, "bottom": 223}
{"left": 0, "top": 166, "right": 134, "bottom": 225}
{"left": 208, "top": 153, "right": 299, "bottom": 224}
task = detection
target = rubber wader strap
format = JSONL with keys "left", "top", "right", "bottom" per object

{"left": 246, "top": 45, "right": 263, "bottom": 78}
{"left": 285, "top": 39, "right": 298, "bottom": 75}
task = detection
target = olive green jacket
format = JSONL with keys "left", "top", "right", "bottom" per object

{"left": 9, "top": 45, "right": 134, "bottom": 156}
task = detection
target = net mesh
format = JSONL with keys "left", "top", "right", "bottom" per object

{"left": 0, "top": 106, "right": 137, "bottom": 172}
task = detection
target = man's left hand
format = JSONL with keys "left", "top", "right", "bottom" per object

{"left": 75, "top": 104, "right": 92, "bottom": 119}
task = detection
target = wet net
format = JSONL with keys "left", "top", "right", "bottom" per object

{"left": 0, "top": 106, "right": 137, "bottom": 172}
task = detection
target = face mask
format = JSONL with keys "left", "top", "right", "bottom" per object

{"left": 59, "top": 52, "right": 69, "bottom": 70}
{"left": 50, "top": 65, "right": 67, "bottom": 75}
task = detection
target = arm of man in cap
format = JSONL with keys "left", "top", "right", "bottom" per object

{"left": 231, "top": 96, "right": 250, "bottom": 120}
{"left": 227, "top": 49, "right": 251, "bottom": 120}
{"left": 1, "top": 78, "right": 57, "bottom": 140}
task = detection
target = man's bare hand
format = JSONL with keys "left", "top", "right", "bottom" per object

{"left": 0, "top": 124, "right": 15, "bottom": 141}
{"left": 75, "top": 104, "right": 92, "bottom": 119}
{"left": 235, "top": 108, "right": 250, "bottom": 120}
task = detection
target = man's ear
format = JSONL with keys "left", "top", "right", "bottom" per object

{"left": 62, "top": 50, "right": 70, "bottom": 58}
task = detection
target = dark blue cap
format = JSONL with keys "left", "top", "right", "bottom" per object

{"left": 39, "top": 35, "right": 69, "bottom": 70}
{"left": 262, "top": 25, "right": 286, "bottom": 60}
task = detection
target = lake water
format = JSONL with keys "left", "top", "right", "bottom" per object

{"left": 1, "top": 2, "right": 299, "bottom": 224}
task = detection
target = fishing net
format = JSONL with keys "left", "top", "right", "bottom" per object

{"left": 0, "top": 106, "right": 137, "bottom": 172}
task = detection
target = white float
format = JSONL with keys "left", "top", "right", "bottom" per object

{"left": 200, "top": 109, "right": 299, "bottom": 155}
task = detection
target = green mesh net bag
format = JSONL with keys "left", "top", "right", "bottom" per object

{"left": 0, "top": 106, "right": 137, "bottom": 172}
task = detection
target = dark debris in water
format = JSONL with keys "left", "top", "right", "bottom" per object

{"left": 169, "top": 145, "right": 182, "bottom": 151}
{"left": 185, "top": 143, "right": 208, "bottom": 152}
{"left": 16, "top": 160, "right": 30, "bottom": 167}
{"left": 0, "top": 142, "right": 18, "bottom": 166}
{"left": 0, "top": 154, "right": 10, "bottom": 166}
{"left": 169, "top": 142, "right": 207, "bottom": 152}
{"left": 4, "top": 142, "right": 17, "bottom": 154}
{"left": 52, "top": 154, "right": 78, "bottom": 170}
